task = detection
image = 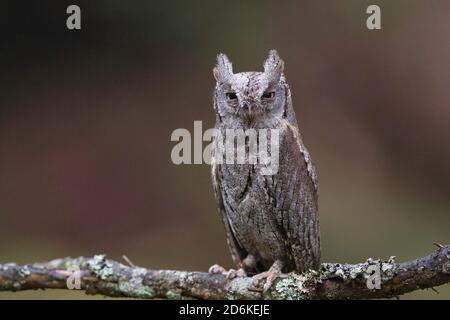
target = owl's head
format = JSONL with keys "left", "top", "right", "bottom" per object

{"left": 213, "top": 50, "right": 293, "bottom": 128}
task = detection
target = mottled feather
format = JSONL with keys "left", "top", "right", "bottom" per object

{"left": 211, "top": 50, "right": 320, "bottom": 273}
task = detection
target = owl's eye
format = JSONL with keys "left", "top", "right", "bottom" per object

{"left": 262, "top": 91, "right": 275, "bottom": 99}
{"left": 226, "top": 92, "right": 237, "bottom": 100}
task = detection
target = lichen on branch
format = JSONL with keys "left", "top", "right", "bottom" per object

{"left": 0, "top": 244, "right": 449, "bottom": 299}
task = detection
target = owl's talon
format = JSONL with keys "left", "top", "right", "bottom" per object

{"left": 208, "top": 264, "right": 247, "bottom": 279}
{"left": 227, "top": 268, "right": 247, "bottom": 279}
{"left": 248, "top": 260, "right": 285, "bottom": 292}
{"left": 208, "top": 264, "right": 227, "bottom": 274}
{"left": 248, "top": 270, "right": 283, "bottom": 292}
{"left": 247, "top": 285, "right": 264, "bottom": 292}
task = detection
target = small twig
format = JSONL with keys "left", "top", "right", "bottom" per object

{"left": 434, "top": 242, "right": 444, "bottom": 249}
{"left": 122, "top": 255, "right": 135, "bottom": 268}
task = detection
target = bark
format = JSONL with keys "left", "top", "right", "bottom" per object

{"left": 0, "top": 244, "right": 449, "bottom": 299}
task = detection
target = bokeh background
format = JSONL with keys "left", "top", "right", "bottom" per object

{"left": 1, "top": 0, "right": 449, "bottom": 299}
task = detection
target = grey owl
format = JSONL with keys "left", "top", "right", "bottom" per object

{"left": 210, "top": 50, "right": 320, "bottom": 290}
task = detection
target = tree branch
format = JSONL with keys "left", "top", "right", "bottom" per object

{"left": 1, "top": 245, "right": 449, "bottom": 299}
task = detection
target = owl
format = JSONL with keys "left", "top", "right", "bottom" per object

{"left": 209, "top": 50, "right": 320, "bottom": 291}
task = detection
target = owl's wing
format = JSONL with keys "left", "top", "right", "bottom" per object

{"left": 212, "top": 161, "right": 248, "bottom": 267}
{"left": 267, "top": 122, "right": 320, "bottom": 272}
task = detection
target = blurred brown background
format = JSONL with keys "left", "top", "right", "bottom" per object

{"left": 0, "top": 0, "right": 449, "bottom": 299}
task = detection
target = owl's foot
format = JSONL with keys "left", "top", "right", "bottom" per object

{"left": 208, "top": 264, "right": 227, "bottom": 274}
{"left": 208, "top": 264, "right": 246, "bottom": 279}
{"left": 248, "top": 260, "right": 285, "bottom": 292}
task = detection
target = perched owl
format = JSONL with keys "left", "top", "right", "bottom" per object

{"left": 210, "top": 50, "right": 320, "bottom": 291}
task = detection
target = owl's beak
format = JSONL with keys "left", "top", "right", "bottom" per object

{"left": 242, "top": 102, "right": 253, "bottom": 113}
{"left": 240, "top": 101, "right": 260, "bottom": 125}
{"left": 241, "top": 99, "right": 259, "bottom": 114}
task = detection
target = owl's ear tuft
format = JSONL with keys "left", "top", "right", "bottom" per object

{"left": 213, "top": 53, "right": 233, "bottom": 83}
{"left": 263, "top": 50, "right": 284, "bottom": 83}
